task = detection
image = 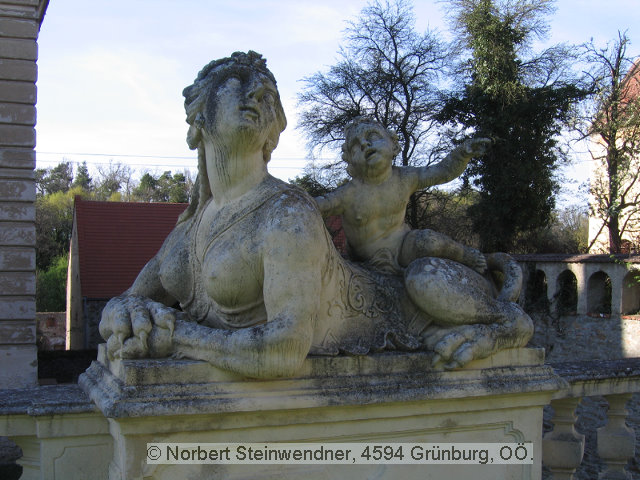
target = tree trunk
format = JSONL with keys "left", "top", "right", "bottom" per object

{"left": 609, "top": 214, "right": 622, "bottom": 254}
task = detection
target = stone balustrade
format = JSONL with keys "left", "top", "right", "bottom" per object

{"left": 543, "top": 358, "right": 640, "bottom": 479}
{"left": 516, "top": 254, "right": 640, "bottom": 317}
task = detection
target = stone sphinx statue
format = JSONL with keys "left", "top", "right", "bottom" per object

{"left": 98, "top": 51, "right": 533, "bottom": 379}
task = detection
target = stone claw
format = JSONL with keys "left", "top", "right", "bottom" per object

{"left": 99, "top": 295, "right": 177, "bottom": 360}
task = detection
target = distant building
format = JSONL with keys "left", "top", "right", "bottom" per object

{"left": 66, "top": 198, "right": 187, "bottom": 349}
{"left": 588, "top": 59, "right": 640, "bottom": 253}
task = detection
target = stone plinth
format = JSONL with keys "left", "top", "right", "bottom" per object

{"left": 76, "top": 347, "right": 562, "bottom": 480}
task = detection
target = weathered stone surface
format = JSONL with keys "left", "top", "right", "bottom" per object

{"left": 532, "top": 317, "right": 640, "bottom": 479}
{"left": 0, "top": 166, "right": 34, "bottom": 179}
{"left": 0, "top": 296, "right": 34, "bottom": 320}
{"left": 0, "top": 344, "right": 36, "bottom": 389}
{"left": 0, "top": 147, "right": 35, "bottom": 168}
{"left": 0, "top": 103, "right": 35, "bottom": 124}
{"left": 0, "top": 1, "right": 41, "bottom": 395}
{"left": 0, "top": 222, "right": 35, "bottom": 245}
{"left": 0, "top": 37, "right": 36, "bottom": 60}
{"left": 81, "top": 346, "right": 552, "bottom": 417}
{"left": 0, "top": 177, "right": 34, "bottom": 201}
{"left": 0, "top": 246, "right": 34, "bottom": 270}
{"left": 0, "top": 202, "right": 34, "bottom": 220}
{"left": 0, "top": 124, "right": 35, "bottom": 147}
{"left": 0, "top": 384, "right": 95, "bottom": 416}
{"left": 0, "top": 17, "right": 37, "bottom": 38}
{"left": 0, "top": 319, "right": 34, "bottom": 344}
{"left": 0, "top": 80, "right": 36, "bottom": 103}
{"left": 0, "top": 271, "right": 35, "bottom": 295}
{"left": 529, "top": 313, "right": 640, "bottom": 363}
{"left": 0, "top": 58, "right": 36, "bottom": 81}
{"left": 316, "top": 117, "right": 489, "bottom": 272}
{"left": 74, "top": 348, "right": 557, "bottom": 479}
{"left": 4, "top": 357, "right": 555, "bottom": 480}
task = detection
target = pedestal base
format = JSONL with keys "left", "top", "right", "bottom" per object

{"left": 78, "top": 347, "right": 563, "bottom": 479}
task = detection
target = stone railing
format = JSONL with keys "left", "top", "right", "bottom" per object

{"left": 543, "top": 358, "right": 640, "bottom": 479}
{"left": 515, "top": 254, "right": 640, "bottom": 317}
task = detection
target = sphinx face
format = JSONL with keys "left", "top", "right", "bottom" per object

{"left": 204, "top": 66, "right": 280, "bottom": 150}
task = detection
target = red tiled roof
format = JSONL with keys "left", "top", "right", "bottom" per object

{"left": 74, "top": 198, "right": 187, "bottom": 298}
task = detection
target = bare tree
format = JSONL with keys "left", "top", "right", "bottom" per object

{"left": 94, "top": 161, "right": 135, "bottom": 201}
{"left": 584, "top": 32, "right": 640, "bottom": 253}
{"left": 298, "top": 0, "right": 449, "bottom": 165}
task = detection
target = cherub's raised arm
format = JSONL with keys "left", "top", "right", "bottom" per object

{"left": 415, "top": 138, "right": 491, "bottom": 190}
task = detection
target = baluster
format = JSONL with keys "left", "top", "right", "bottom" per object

{"left": 543, "top": 397, "right": 585, "bottom": 479}
{"left": 598, "top": 393, "right": 635, "bottom": 480}
{"left": 0, "top": 437, "right": 23, "bottom": 480}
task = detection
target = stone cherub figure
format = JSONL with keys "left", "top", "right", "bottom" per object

{"left": 316, "top": 116, "right": 489, "bottom": 274}
{"left": 98, "top": 51, "right": 533, "bottom": 378}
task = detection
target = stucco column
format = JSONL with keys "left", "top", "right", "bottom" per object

{"left": 544, "top": 265, "right": 559, "bottom": 310}
{"left": 0, "top": 0, "right": 48, "bottom": 389}
{"left": 575, "top": 265, "right": 589, "bottom": 315}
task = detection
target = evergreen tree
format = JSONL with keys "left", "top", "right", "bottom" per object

{"left": 72, "top": 161, "right": 93, "bottom": 191}
{"left": 35, "top": 161, "right": 74, "bottom": 196}
{"left": 439, "top": 0, "right": 586, "bottom": 252}
{"left": 132, "top": 171, "right": 191, "bottom": 203}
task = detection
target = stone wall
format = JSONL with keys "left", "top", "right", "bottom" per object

{"left": 0, "top": 0, "right": 48, "bottom": 389}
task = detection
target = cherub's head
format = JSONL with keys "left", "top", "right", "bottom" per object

{"left": 342, "top": 117, "right": 400, "bottom": 180}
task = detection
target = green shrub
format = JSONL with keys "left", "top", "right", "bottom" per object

{"left": 36, "top": 254, "right": 68, "bottom": 312}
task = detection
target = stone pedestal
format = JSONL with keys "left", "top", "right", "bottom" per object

{"left": 78, "top": 347, "right": 563, "bottom": 480}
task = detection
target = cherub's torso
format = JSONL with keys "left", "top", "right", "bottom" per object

{"left": 341, "top": 168, "right": 414, "bottom": 260}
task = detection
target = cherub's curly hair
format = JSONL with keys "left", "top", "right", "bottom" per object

{"left": 179, "top": 51, "right": 287, "bottom": 224}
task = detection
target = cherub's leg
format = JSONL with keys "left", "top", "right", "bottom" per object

{"left": 405, "top": 257, "right": 504, "bottom": 324}
{"left": 399, "top": 229, "right": 486, "bottom": 273}
{"left": 404, "top": 257, "right": 533, "bottom": 369}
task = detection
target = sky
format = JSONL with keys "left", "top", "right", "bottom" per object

{"left": 35, "top": 0, "right": 640, "bottom": 205}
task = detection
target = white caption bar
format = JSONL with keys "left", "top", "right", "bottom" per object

{"left": 146, "top": 442, "right": 533, "bottom": 465}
